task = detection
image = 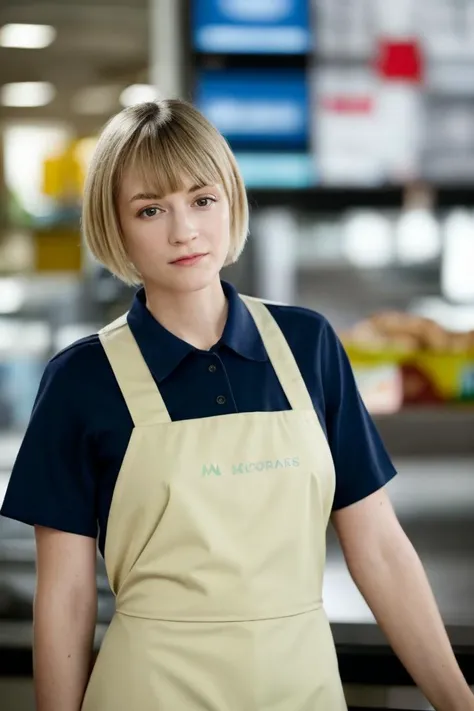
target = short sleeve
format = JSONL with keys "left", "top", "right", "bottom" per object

{"left": 322, "top": 321, "right": 397, "bottom": 510}
{"left": 0, "top": 357, "right": 98, "bottom": 538}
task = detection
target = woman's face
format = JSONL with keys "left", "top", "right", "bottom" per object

{"left": 117, "top": 168, "right": 231, "bottom": 293}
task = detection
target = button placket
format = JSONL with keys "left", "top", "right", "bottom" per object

{"left": 205, "top": 354, "right": 232, "bottom": 411}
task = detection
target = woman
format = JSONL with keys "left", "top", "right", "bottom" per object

{"left": 1, "top": 100, "right": 472, "bottom": 711}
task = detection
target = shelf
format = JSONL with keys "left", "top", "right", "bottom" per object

{"left": 247, "top": 185, "right": 474, "bottom": 212}
{"left": 374, "top": 407, "right": 474, "bottom": 457}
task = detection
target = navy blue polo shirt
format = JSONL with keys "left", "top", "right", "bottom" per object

{"left": 1, "top": 281, "right": 396, "bottom": 556}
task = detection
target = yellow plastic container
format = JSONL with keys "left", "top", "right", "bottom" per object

{"left": 345, "top": 346, "right": 474, "bottom": 404}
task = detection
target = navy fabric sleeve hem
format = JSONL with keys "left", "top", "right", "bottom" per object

{"left": 321, "top": 319, "right": 399, "bottom": 511}
{"left": 1, "top": 354, "right": 99, "bottom": 540}
{"left": 0, "top": 507, "right": 97, "bottom": 539}
{"left": 331, "top": 463, "right": 397, "bottom": 511}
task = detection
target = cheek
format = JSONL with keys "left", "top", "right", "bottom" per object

{"left": 210, "top": 212, "right": 231, "bottom": 255}
{"left": 214, "top": 204, "right": 231, "bottom": 238}
{"left": 122, "top": 217, "right": 159, "bottom": 249}
{"left": 119, "top": 212, "right": 137, "bottom": 244}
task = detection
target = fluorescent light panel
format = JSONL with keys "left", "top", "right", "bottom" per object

{"left": 0, "top": 278, "right": 25, "bottom": 314}
{"left": 343, "top": 211, "right": 394, "bottom": 268}
{"left": 1, "top": 82, "right": 56, "bottom": 107}
{"left": 442, "top": 209, "right": 474, "bottom": 303}
{"left": 0, "top": 23, "right": 56, "bottom": 49}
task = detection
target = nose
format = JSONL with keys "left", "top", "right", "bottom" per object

{"left": 169, "top": 207, "right": 198, "bottom": 245}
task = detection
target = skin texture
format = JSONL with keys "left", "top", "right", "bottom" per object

{"left": 117, "top": 171, "right": 232, "bottom": 350}
{"left": 332, "top": 488, "right": 474, "bottom": 710}
{"left": 34, "top": 527, "right": 97, "bottom": 711}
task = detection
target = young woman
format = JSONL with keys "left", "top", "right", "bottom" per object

{"left": 1, "top": 100, "right": 472, "bottom": 711}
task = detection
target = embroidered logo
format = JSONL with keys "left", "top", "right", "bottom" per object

{"left": 201, "top": 457, "right": 300, "bottom": 477}
{"left": 201, "top": 463, "right": 222, "bottom": 477}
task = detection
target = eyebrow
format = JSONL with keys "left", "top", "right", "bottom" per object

{"left": 129, "top": 184, "right": 210, "bottom": 203}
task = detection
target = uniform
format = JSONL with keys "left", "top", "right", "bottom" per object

{"left": 1, "top": 281, "right": 396, "bottom": 709}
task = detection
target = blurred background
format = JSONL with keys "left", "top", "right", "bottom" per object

{"left": 0, "top": 1, "right": 473, "bottom": 709}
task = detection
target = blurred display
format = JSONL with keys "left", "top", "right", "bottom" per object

{"left": 416, "top": 0, "right": 474, "bottom": 58}
{"left": 342, "top": 312, "right": 474, "bottom": 410}
{"left": 189, "top": 0, "right": 474, "bottom": 186}
{"left": 312, "top": 67, "right": 383, "bottom": 185}
{"left": 234, "top": 152, "right": 314, "bottom": 187}
{"left": 315, "top": 0, "right": 375, "bottom": 58}
{"left": 195, "top": 70, "right": 309, "bottom": 148}
{"left": 192, "top": 0, "right": 311, "bottom": 54}
{"left": 311, "top": 0, "right": 474, "bottom": 185}
{"left": 421, "top": 97, "right": 474, "bottom": 182}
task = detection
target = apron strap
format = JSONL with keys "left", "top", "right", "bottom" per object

{"left": 240, "top": 296, "right": 315, "bottom": 412}
{"left": 99, "top": 296, "right": 313, "bottom": 425}
{"left": 99, "top": 314, "right": 171, "bottom": 426}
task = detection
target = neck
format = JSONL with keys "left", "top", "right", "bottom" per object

{"left": 144, "top": 278, "right": 228, "bottom": 351}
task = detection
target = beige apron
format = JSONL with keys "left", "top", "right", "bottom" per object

{"left": 81, "top": 295, "right": 347, "bottom": 711}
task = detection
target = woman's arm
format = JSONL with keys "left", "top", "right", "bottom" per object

{"left": 34, "top": 526, "right": 98, "bottom": 711}
{"left": 332, "top": 489, "right": 474, "bottom": 711}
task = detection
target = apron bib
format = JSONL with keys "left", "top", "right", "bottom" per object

{"left": 81, "top": 295, "right": 347, "bottom": 710}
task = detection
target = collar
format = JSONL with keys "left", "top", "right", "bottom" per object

{"left": 127, "top": 280, "right": 268, "bottom": 383}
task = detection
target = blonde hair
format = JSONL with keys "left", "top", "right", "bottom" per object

{"left": 82, "top": 99, "right": 249, "bottom": 285}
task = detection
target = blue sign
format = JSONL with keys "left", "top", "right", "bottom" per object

{"left": 192, "top": 0, "right": 311, "bottom": 54}
{"left": 195, "top": 70, "right": 309, "bottom": 148}
{"left": 234, "top": 153, "right": 315, "bottom": 187}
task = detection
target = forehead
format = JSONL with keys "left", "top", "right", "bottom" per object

{"left": 119, "top": 167, "right": 199, "bottom": 199}
{"left": 118, "top": 170, "right": 226, "bottom": 207}
{"left": 116, "top": 130, "right": 225, "bottom": 203}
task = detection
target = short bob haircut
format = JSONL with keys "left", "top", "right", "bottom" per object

{"left": 82, "top": 99, "right": 249, "bottom": 286}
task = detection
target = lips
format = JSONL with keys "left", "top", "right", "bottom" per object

{"left": 171, "top": 253, "right": 208, "bottom": 265}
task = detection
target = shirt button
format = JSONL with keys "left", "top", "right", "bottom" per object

{"left": 208, "top": 364, "right": 217, "bottom": 373}
{"left": 216, "top": 395, "right": 226, "bottom": 405}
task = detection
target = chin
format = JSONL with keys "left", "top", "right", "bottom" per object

{"left": 146, "top": 265, "right": 222, "bottom": 295}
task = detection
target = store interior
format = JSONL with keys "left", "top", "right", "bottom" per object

{"left": 0, "top": 1, "right": 473, "bottom": 709}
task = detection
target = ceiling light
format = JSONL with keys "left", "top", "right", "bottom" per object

{"left": 0, "top": 23, "right": 56, "bottom": 49}
{"left": 343, "top": 211, "right": 394, "bottom": 268}
{"left": 395, "top": 207, "right": 441, "bottom": 265}
{"left": 120, "top": 84, "right": 157, "bottom": 107}
{"left": 441, "top": 209, "right": 474, "bottom": 303}
{"left": 0, "top": 279, "right": 25, "bottom": 314}
{"left": 1, "top": 82, "right": 56, "bottom": 107}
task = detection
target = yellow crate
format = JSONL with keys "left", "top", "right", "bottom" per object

{"left": 33, "top": 227, "right": 82, "bottom": 273}
{"left": 345, "top": 346, "right": 474, "bottom": 403}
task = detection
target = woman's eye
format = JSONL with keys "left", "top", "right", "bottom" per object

{"left": 195, "top": 197, "right": 215, "bottom": 208}
{"left": 140, "top": 207, "right": 159, "bottom": 218}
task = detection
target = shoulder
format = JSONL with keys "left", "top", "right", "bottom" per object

{"left": 263, "top": 299, "right": 331, "bottom": 340}
{"left": 257, "top": 298, "right": 352, "bottom": 397}
{"left": 261, "top": 299, "right": 336, "bottom": 363}
{"left": 0, "top": 334, "right": 107, "bottom": 536}
{"left": 256, "top": 298, "right": 344, "bottom": 395}
{"left": 37, "top": 333, "right": 113, "bottom": 412}
{"left": 46, "top": 334, "right": 108, "bottom": 381}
